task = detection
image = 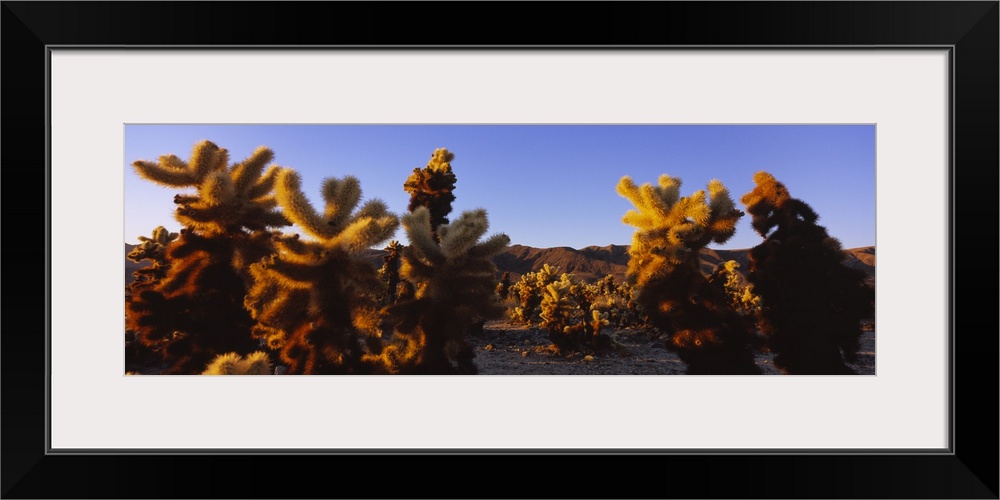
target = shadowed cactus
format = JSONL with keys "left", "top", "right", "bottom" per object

{"left": 496, "top": 271, "right": 511, "bottom": 301}
{"left": 707, "top": 260, "right": 763, "bottom": 319}
{"left": 377, "top": 240, "right": 405, "bottom": 306}
{"left": 127, "top": 226, "right": 179, "bottom": 266}
{"left": 244, "top": 170, "right": 399, "bottom": 374}
{"left": 377, "top": 207, "right": 510, "bottom": 374}
{"left": 617, "top": 174, "right": 761, "bottom": 374}
{"left": 741, "top": 171, "right": 875, "bottom": 374}
{"left": 125, "top": 226, "right": 179, "bottom": 368}
{"left": 125, "top": 141, "right": 289, "bottom": 374}
{"left": 126, "top": 226, "right": 179, "bottom": 298}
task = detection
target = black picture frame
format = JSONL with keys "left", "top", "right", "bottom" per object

{"left": 3, "top": 2, "right": 997, "bottom": 498}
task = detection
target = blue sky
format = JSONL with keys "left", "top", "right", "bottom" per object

{"left": 125, "top": 124, "right": 875, "bottom": 251}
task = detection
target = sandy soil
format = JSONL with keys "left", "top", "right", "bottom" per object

{"left": 469, "top": 320, "right": 876, "bottom": 375}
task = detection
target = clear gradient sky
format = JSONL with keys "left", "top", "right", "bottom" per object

{"left": 125, "top": 124, "right": 875, "bottom": 251}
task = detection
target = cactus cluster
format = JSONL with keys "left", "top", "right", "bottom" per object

{"left": 538, "top": 274, "right": 611, "bottom": 351}
{"left": 617, "top": 175, "right": 761, "bottom": 374}
{"left": 506, "top": 264, "right": 561, "bottom": 324}
{"left": 504, "top": 267, "right": 641, "bottom": 331}
{"left": 126, "top": 140, "right": 872, "bottom": 376}
{"left": 126, "top": 142, "right": 508, "bottom": 375}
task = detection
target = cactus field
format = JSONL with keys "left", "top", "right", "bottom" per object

{"left": 125, "top": 134, "right": 875, "bottom": 376}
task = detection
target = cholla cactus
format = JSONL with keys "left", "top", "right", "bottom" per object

{"left": 741, "top": 171, "right": 875, "bottom": 374}
{"left": 403, "top": 148, "right": 458, "bottom": 240}
{"left": 125, "top": 226, "right": 179, "bottom": 368}
{"left": 617, "top": 175, "right": 760, "bottom": 374}
{"left": 126, "top": 141, "right": 289, "bottom": 374}
{"left": 202, "top": 351, "right": 274, "bottom": 375}
{"left": 708, "top": 260, "right": 763, "bottom": 318}
{"left": 586, "top": 309, "right": 611, "bottom": 338}
{"left": 496, "top": 271, "right": 511, "bottom": 300}
{"left": 132, "top": 140, "right": 289, "bottom": 238}
{"left": 377, "top": 240, "right": 405, "bottom": 305}
{"left": 244, "top": 170, "right": 399, "bottom": 374}
{"left": 508, "top": 306, "right": 531, "bottom": 324}
{"left": 539, "top": 274, "right": 612, "bottom": 351}
{"left": 539, "top": 276, "right": 583, "bottom": 337}
{"left": 127, "top": 226, "right": 178, "bottom": 277}
{"left": 378, "top": 207, "right": 510, "bottom": 374}
{"left": 126, "top": 225, "right": 179, "bottom": 303}
{"left": 507, "top": 264, "right": 562, "bottom": 324}
{"left": 535, "top": 264, "right": 560, "bottom": 286}
{"left": 596, "top": 275, "right": 616, "bottom": 296}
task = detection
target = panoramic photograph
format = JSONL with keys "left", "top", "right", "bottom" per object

{"left": 124, "top": 124, "right": 876, "bottom": 376}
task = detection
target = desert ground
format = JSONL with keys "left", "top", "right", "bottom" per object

{"left": 128, "top": 321, "right": 876, "bottom": 376}
{"left": 469, "top": 320, "right": 877, "bottom": 376}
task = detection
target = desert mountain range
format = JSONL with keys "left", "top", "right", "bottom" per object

{"left": 125, "top": 242, "right": 876, "bottom": 285}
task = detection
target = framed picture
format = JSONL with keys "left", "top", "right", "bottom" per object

{"left": 5, "top": 2, "right": 996, "bottom": 498}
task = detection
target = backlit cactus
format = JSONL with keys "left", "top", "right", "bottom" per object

{"left": 132, "top": 140, "right": 289, "bottom": 237}
{"left": 202, "top": 351, "right": 274, "bottom": 375}
{"left": 378, "top": 207, "right": 510, "bottom": 374}
{"left": 539, "top": 275, "right": 582, "bottom": 336}
{"left": 539, "top": 274, "right": 612, "bottom": 351}
{"left": 617, "top": 175, "right": 760, "bottom": 374}
{"left": 244, "top": 170, "right": 399, "bottom": 374}
{"left": 403, "top": 148, "right": 458, "bottom": 240}
{"left": 741, "top": 171, "right": 875, "bottom": 374}
{"left": 507, "top": 264, "right": 562, "bottom": 324}
{"left": 125, "top": 141, "right": 289, "bottom": 374}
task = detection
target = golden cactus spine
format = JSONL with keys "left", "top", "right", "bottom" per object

{"left": 539, "top": 275, "right": 582, "bottom": 336}
{"left": 243, "top": 169, "right": 400, "bottom": 374}
{"left": 125, "top": 141, "right": 289, "bottom": 374}
{"left": 617, "top": 174, "right": 760, "bottom": 375}
{"left": 538, "top": 272, "right": 613, "bottom": 351}
{"left": 202, "top": 351, "right": 274, "bottom": 375}
{"left": 378, "top": 206, "right": 510, "bottom": 374}
{"left": 402, "top": 148, "right": 458, "bottom": 240}
{"left": 132, "top": 140, "right": 288, "bottom": 236}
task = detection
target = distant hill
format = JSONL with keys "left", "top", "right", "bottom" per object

{"left": 126, "top": 242, "right": 875, "bottom": 286}
{"left": 494, "top": 244, "right": 631, "bottom": 283}
{"left": 491, "top": 244, "right": 875, "bottom": 285}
